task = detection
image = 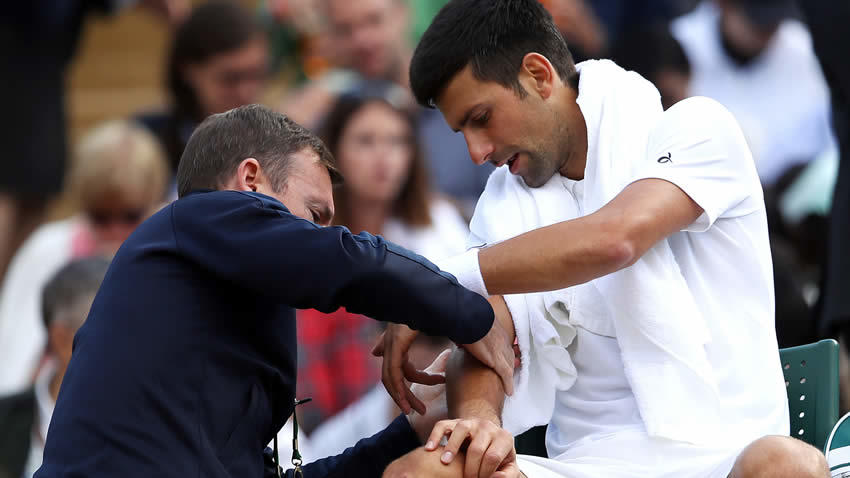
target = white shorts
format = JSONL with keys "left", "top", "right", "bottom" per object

{"left": 515, "top": 430, "right": 741, "bottom": 478}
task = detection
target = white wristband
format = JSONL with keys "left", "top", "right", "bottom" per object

{"left": 435, "top": 248, "right": 489, "bottom": 298}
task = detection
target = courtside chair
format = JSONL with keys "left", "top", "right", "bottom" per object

{"left": 781, "top": 338, "right": 840, "bottom": 452}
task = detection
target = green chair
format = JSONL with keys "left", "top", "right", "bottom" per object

{"left": 781, "top": 338, "right": 840, "bottom": 451}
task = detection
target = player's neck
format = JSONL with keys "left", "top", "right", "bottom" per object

{"left": 559, "top": 86, "right": 588, "bottom": 181}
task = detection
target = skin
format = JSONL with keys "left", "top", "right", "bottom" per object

{"left": 184, "top": 36, "right": 270, "bottom": 119}
{"left": 325, "top": 0, "right": 409, "bottom": 82}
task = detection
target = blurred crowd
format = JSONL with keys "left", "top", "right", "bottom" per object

{"left": 0, "top": 0, "right": 847, "bottom": 476}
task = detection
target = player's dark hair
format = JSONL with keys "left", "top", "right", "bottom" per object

{"left": 410, "top": 0, "right": 578, "bottom": 108}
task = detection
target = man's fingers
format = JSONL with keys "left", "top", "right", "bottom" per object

{"left": 404, "top": 384, "right": 427, "bottom": 415}
{"left": 371, "top": 331, "right": 386, "bottom": 357}
{"left": 479, "top": 437, "right": 514, "bottom": 478}
{"left": 382, "top": 369, "right": 411, "bottom": 415}
{"left": 464, "top": 434, "right": 490, "bottom": 478}
{"left": 426, "top": 419, "right": 457, "bottom": 451}
{"left": 498, "top": 351, "right": 515, "bottom": 396}
{"left": 403, "top": 361, "right": 446, "bottom": 386}
{"left": 442, "top": 421, "right": 473, "bottom": 464}
{"left": 490, "top": 461, "right": 523, "bottom": 478}
{"left": 385, "top": 349, "right": 412, "bottom": 414}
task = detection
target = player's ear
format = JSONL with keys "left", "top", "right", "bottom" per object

{"left": 519, "top": 53, "right": 555, "bottom": 100}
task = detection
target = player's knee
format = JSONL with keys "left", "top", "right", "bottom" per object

{"left": 730, "top": 435, "right": 828, "bottom": 478}
{"left": 382, "top": 446, "right": 465, "bottom": 478}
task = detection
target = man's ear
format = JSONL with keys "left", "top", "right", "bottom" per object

{"left": 235, "top": 158, "right": 262, "bottom": 192}
{"left": 520, "top": 53, "right": 556, "bottom": 100}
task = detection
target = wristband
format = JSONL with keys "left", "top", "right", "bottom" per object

{"left": 436, "top": 248, "right": 489, "bottom": 298}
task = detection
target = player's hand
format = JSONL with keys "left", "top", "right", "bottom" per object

{"left": 407, "top": 349, "right": 452, "bottom": 442}
{"left": 373, "top": 324, "right": 445, "bottom": 415}
{"left": 425, "top": 418, "right": 518, "bottom": 478}
{"left": 459, "top": 319, "right": 515, "bottom": 397}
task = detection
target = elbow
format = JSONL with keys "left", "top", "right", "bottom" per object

{"left": 605, "top": 211, "right": 656, "bottom": 270}
{"left": 605, "top": 237, "right": 638, "bottom": 270}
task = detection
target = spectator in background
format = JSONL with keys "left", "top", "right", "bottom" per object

{"left": 0, "top": 257, "right": 110, "bottom": 478}
{"left": 278, "top": 0, "right": 493, "bottom": 216}
{"left": 0, "top": 0, "right": 186, "bottom": 289}
{"left": 137, "top": 1, "right": 269, "bottom": 174}
{"left": 672, "top": 0, "right": 834, "bottom": 187}
{"left": 295, "top": 94, "right": 469, "bottom": 433}
{"left": 0, "top": 121, "right": 169, "bottom": 397}
{"left": 612, "top": 25, "right": 692, "bottom": 110}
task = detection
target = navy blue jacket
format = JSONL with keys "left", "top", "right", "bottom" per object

{"left": 35, "top": 190, "right": 494, "bottom": 478}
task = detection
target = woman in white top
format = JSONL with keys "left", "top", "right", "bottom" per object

{"left": 320, "top": 94, "right": 470, "bottom": 261}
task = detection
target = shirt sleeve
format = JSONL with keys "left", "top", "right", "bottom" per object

{"left": 172, "top": 191, "right": 494, "bottom": 344}
{"left": 631, "top": 96, "right": 763, "bottom": 232}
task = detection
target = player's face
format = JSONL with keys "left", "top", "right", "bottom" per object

{"left": 437, "top": 65, "right": 567, "bottom": 188}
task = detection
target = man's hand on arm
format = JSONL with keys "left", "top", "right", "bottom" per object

{"left": 479, "top": 178, "right": 703, "bottom": 295}
{"left": 425, "top": 296, "right": 521, "bottom": 478}
{"left": 372, "top": 308, "right": 515, "bottom": 415}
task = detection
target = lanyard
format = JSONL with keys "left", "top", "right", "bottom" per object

{"left": 274, "top": 397, "right": 312, "bottom": 478}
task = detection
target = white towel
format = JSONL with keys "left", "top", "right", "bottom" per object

{"left": 466, "top": 169, "right": 581, "bottom": 435}
{"left": 576, "top": 60, "right": 721, "bottom": 444}
{"left": 465, "top": 60, "right": 723, "bottom": 444}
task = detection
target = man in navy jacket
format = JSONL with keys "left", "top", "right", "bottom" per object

{"left": 34, "top": 104, "right": 515, "bottom": 478}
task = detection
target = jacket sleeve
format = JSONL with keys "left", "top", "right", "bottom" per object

{"left": 172, "top": 191, "right": 494, "bottom": 344}
{"left": 263, "top": 414, "right": 419, "bottom": 478}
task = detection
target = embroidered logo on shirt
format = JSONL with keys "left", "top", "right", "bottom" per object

{"left": 657, "top": 152, "right": 673, "bottom": 164}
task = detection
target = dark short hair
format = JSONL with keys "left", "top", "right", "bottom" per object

{"left": 42, "top": 257, "right": 111, "bottom": 330}
{"left": 410, "top": 0, "right": 578, "bottom": 108}
{"left": 176, "top": 104, "right": 340, "bottom": 198}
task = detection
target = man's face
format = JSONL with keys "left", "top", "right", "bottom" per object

{"left": 326, "top": 0, "right": 407, "bottom": 79}
{"left": 437, "top": 66, "right": 568, "bottom": 188}
{"left": 260, "top": 148, "right": 335, "bottom": 226}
